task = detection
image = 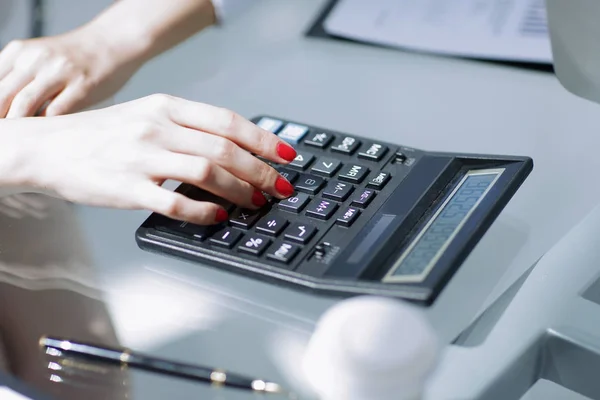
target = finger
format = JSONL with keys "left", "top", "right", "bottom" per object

{"left": 0, "top": 70, "right": 34, "bottom": 117}
{"left": 6, "top": 76, "right": 65, "bottom": 118}
{"left": 159, "top": 95, "right": 297, "bottom": 164}
{"left": 161, "top": 126, "right": 294, "bottom": 199}
{"left": 136, "top": 183, "right": 228, "bottom": 225}
{"left": 42, "top": 83, "right": 87, "bottom": 116}
{"left": 149, "top": 153, "right": 268, "bottom": 209}
{"left": 0, "top": 41, "right": 22, "bottom": 80}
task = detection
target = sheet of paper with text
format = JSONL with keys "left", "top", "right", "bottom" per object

{"left": 323, "top": 0, "right": 552, "bottom": 63}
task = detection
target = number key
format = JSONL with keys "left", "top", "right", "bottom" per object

{"left": 295, "top": 174, "right": 325, "bottom": 194}
{"left": 278, "top": 192, "right": 310, "bottom": 213}
{"left": 277, "top": 167, "right": 299, "bottom": 184}
{"left": 288, "top": 151, "right": 315, "bottom": 171}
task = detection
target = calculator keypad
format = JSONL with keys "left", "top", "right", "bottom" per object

{"left": 152, "top": 116, "right": 401, "bottom": 268}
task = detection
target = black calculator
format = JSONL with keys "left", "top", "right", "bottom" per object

{"left": 135, "top": 116, "right": 532, "bottom": 305}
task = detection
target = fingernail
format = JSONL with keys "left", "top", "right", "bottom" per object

{"left": 275, "top": 176, "right": 294, "bottom": 197}
{"left": 215, "top": 208, "right": 228, "bottom": 223}
{"left": 276, "top": 142, "right": 297, "bottom": 162}
{"left": 252, "top": 189, "right": 267, "bottom": 207}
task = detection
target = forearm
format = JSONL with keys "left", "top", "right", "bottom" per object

{"left": 81, "top": 0, "right": 217, "bottom": 67}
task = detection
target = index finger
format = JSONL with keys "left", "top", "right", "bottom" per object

{"left": 164, "top": 96, "right": 298, "bottom": 164}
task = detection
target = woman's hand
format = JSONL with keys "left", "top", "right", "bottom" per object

{"left": 0, "top": 0, "right": 220, "bottom": 119}
{"left": 0, "top": 26, "right": 143, "bottom": 118}
{"left": 12, "top": 94, "right": 297, "bottom": 224}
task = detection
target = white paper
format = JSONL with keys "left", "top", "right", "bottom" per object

{"left": 323, "top": 0, "right": 552, "bottom": 63}
{"left": 0, "top": 387, "right": 32, "bottom": 400}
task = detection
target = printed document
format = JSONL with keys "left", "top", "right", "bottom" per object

{"left": 323, "top": 0, "right": 552, "bottom": 63}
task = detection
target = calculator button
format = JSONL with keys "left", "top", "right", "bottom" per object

{"left": 238, "top": 234, "right": 270, "bottom": 255}
{"left": 266, "top": 242, "right": 300, "bottom": 263}
{"left": 394, "top": 151, "right": 407, "bottom": 163}
{"left": 338, "top": 164, "right": 369, "bottom": 183}
{"left": 305, "top": 198, "right": 338, "bottom": 220}
{"left": 277, "top": 123, "right": 309, "bottom": 144}
{"left": 256, "top": 117, "right": 283, "bottom": 133}
{"left": 367, "top": 171, "right": 391, "bottom": 189}
{"left": 284, "top": 222, "right": 316, "bottom": 243}
{"left": 350, "top": 189, "right": 376, "bottom": 208}
{"left": 255, "top": 215, "right": 288, "bottom": 236}
{"left": 230, "top": 208, "right": 261, "bottom": 229}
{"left": 295, "top": 174, "right": 325, "bottom": 194}
{"left": 157, "top": 219, "right": 214, "bottom": 240}
{"left": 358, "top": 143, "right": 388, "bottom": 161}
{"left": 276, "top": 167, "right": 299, "bottom": 184}
{"left": 336, "top": 207, "right": 360, "bottom": 227}
{"left": 331, "top": 136, "right": 361, "bottom": 155}
{"left": 288, "top": 151, "right": 315, "bottom": 171}
{"left": 311, "top": 157, "right": 341, "bottom": 177}
{"left": 322, "top": 180, "right": 354, "bottom": 202}
{"left": 304, "top": 131, "right": 334, "bottom": 148}
{"left": 278, "top": 192, "right": 310, "bottom": 213}
{"left": 210, "top": 228, "right": 242, "bottom": 248}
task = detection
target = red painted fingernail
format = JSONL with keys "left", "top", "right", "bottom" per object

{"left": 215, "top": 208, "right": 228, "bottom": 223}
{"left": 276, "top": 142, "right": 297, "bottom": 162}
{"left": 252, "top": 189, "right": 267, "bottom": 207}
{"left": 275, "top": 176, "right": 294, "bottom": 197}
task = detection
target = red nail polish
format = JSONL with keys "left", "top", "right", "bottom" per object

{"left": 275, "top": 176, "right": 294, "bottom": 197}
{"left": 215, "top": 208, "right": 228, "bottom": 223}
{"left": 252, "top": 189, "right": 267, "bottom": 207}
{"left": 276, "top": 142, "right": 297, "bottom": 162}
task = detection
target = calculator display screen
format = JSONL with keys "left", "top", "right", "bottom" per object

{"left": 383, "top": 168, "right": 504, "bottom": 283}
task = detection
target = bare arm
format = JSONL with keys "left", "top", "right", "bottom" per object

{"left": 85, "top": 0, "right": 218, "bottom": 68}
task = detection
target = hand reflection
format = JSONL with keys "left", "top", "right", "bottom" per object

{"left": 0, "top": 193, "right": 129, "bottom": 399}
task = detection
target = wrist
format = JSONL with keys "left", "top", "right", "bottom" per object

{"left": 0, "top": 120, "right": 42, "bottom": 189}
{"left": 76, "top": 13, "right": 154, "bottom": 71}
